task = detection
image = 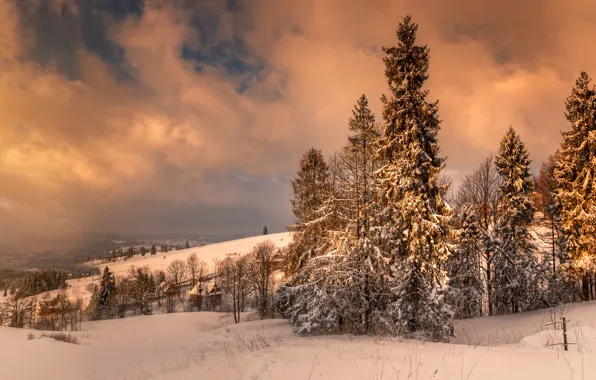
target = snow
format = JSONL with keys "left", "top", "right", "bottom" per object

{"left": 2, "top": 305, "right": 596, "bottom": 380}
{"left": 453, "top": 301, "right": 596, "bottom": 346}
{"left": 520, "top": 326, "right": 596, "bottom": 351}
{"left": 3, "top": 233, "right": 596, "bottom": 379}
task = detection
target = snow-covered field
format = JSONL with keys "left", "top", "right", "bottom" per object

{"left": 2, "top": 302, "right": 596, "bottom": 380}
{"left": 49, "top": 232, "right": 290, "bottom": 306}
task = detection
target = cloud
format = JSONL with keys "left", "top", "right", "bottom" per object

{"left": 0, "top": 0, "right": 594, "bottom": 248}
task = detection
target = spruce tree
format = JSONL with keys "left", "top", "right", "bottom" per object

{"left": 263, "top": 226, "right": 268, "bottom": 235}
{"left": 99, "top": 266, "right": 117, "bottom": 319}
{"left": 555, "top": 71, "right": 596, "bottom": 300}
{"left": 492, "top": 127, "right": 537, "bottom": 314}
{"left": 447, "top": 207, "right": 483, "bottom": 319}
{"left": 337, "top": 94, "right": 383, "bottom": 334}
{"left": 373, "top": 15, "right": 453, "bottom": 340}
{"left": 150, "top": 245, "right": 157, "bottom": 255}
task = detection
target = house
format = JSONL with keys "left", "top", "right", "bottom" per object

{"left": 187, "top": 282, "right": 222, "bottom": 309}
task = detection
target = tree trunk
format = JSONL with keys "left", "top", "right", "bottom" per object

{"left": 552, "top": 221, "right": 556, "bottom": 276}
{"left": 486, "top": 254, "right": 493, "bottom": 316}
{"left": 582, "top": 274, "right": 590, "bottom": 301}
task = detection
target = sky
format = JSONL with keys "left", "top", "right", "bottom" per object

{"left": 0, "top": 0, "right": 595, "bottom": 250}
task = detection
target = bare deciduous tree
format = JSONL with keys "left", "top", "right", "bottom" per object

{"left": 187, "top": 253, "right": 206, "bottom": 289}
{"left": 249, "top": 240, "right": 279, "bottom": 319}
{"left": 455, "top": 155, "right": 501, "bottom": 316}
{"left": 166, "top": 260, "right": 187, "bottom": 300}
{"left": 220, "top": 255, "right": 251, "bottom": 323}
{"left": 115, "top": 277, "right": 132, "bottom": 318}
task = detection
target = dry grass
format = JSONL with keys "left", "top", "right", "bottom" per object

{"left": 41, "top": 331, "right": 80, "bottom": 345}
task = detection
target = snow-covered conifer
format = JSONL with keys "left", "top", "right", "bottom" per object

{"left": 99, "top": 266, "right": 117, "bottom": 319}
{"left": 492, "top": 127, "right": 538, "bottom": 314}
{"left": 554, "top": 71, "right": 596, "bottom": 300}
{"left": 447, "top": 207, "right": 483, "bottom": 319}
{"left": 372, "top": 15, "right": 453, "bottom": 341}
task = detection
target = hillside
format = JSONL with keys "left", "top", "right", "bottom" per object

{"left": 47, "top": 232, "right": 290, "bottom": 307}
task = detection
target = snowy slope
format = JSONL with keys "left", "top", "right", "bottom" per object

{"left": 47, "top": 232, "right": 290, "bottom": 306}
{"left": 87, "top": 232, "right": 289, "bottom": 276}
{"left": 453, "top": 301, "right": 596, "bottom": 346}
{"left": 2, "top": 305, "right": 596, "bottom": 380}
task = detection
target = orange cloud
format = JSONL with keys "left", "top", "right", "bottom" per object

{"left": 0, "top": 0, "right": 594, "bottom": 247}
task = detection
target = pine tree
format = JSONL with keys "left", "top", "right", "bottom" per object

{"left": 555, "top": 71, "right": 596, "bottom": 300}
{"left": 140, "top": 246, "right": 146, "bottom": 256}
{"left": 372, "top": 15, "right": 453, "bottom": 341}
{"left": 150, "top": 245, "right": 157, "bottom": 255}
{"left": 286, "top": 148, "right": 334, "bottom": 274}
{"left": 447, "top": 207, "right": 483, "bottom": 319}
{"left": 185, "top": 240, "right": 190, "bottom": 249}
{"left": 492, "top": 127, "right": 538, "bottom": 314}
{"left": 263, "top": 226, "right": 268, "bottom": 235}
{"left": 99, "top": 266, "right": 117, "bottom": 319}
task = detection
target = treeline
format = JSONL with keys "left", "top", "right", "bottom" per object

{"left": 1, "top": 269, "right": 73, "bottom": 298}
{"left": 100, "top": 241, "right": 192, "bottom": 264}
{"left": 275, "top": 15, "right": 596, "bottom": 342}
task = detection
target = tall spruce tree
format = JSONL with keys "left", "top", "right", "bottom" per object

{"left": 555, "top": 71, "right": 596, "bottom": 300}
{"left": 373, "top": 15, "right": 453, "bottom": 340}
{"left": 286, "top": 148, "right": 334, "bottom": 274}
{"left": 492, "top": 128, "right": 537, "bottom": 314}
